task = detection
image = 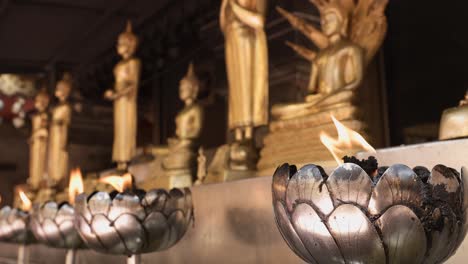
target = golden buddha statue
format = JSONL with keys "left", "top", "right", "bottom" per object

{"left": 439, "top": 91, "right": 468, "bottom": 140}
{"left": 28, "top": 89, "right": 49, "bottom": 190}
{"left": 219, "top": 0, "right": 269, "bottom": 175}
{"left": 47, "top": 73, "right": 72, "bottom": 187}
{"left": 155, "top": 63, "right": 204, "bottom": 188}
{"left": 272, "top": 0, "right": 387, "bottom": 119}
{"left": 257, "top": 0, "right": 388, "bottom": 175}
{"left": 104, "top": 21, "right": 141, "bottom": 171}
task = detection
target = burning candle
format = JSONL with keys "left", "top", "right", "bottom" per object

{"left": 68, "top": 168, "right": 84, "bottom": 205}
{"left": 319, "top": 115, "right": 376, "bottom": 165}
{"left": 99, "top": 173, "right": 133, "bottom": 193}
{"left": 18, "top": 190, "right": 32, "bottom": 212}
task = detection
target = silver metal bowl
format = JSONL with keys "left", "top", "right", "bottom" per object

{"left": 0, "top": 206, "right": 34, "bottom": 244}
{"left": 74, "top": 188, "right": 192, "bottom": 255}
{"left": 30, "top": 202, "right": 83, "bottom": 249}
{"left": 272, "top": 163, "right": 468, "bottom": 264}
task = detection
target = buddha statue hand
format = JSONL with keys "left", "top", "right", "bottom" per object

{"left": 104, "top": 89, "right": 116, "bottom": 100}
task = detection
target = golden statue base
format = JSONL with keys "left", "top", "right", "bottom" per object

{"left": 153, "top": 169, "right": 193, "bottom": 190}
{"left": 257, "top": 103, "right": 368, "bottom": 176}
{"left": 205, "top": 143, "right": 258, "bottom": 183}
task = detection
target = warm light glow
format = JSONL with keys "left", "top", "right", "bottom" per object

{"left": 69, "top": 168, "right": 84, "bottom": 205}
{"left": 99, "top": 173, "right": 132, "bottom": 192}
{"left": 320, "top": 115, "right": 376, "bottom": 165}
{"left": 18, "top": 190, "right": 32, "bottom": 211}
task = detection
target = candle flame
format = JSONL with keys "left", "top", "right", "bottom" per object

{"left": 99, "top": 173, "right": 133, "bottom": 192}
{"left": 320, "top": 115, "right": 376, "bottom": 165}
{"left": 18, "top": 190, "right": 32, "bottom": 211}
{"left": 69, "top": 168, "right": 84, "bottom": 205}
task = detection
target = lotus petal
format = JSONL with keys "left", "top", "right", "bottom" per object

{"left": 429, "top": 165, "right": 460, "bottom": 193}
{"left": 454, "top": 167, "right": 468, "bottom": 253}
{"left": 274, "top": 201, "right": 315, "bottom": 263}
{"left": 88, "top": 192, "right": 111, "bottom": 216}
{"left": 166, "top": 210, "right": 187, "bottom": 248}
{"left": 55, "top": 204, "right": 74, "bottom": 225}
{"left": 369, "top": 164, "right": 424, "bottom": 215}
{"left": 113, "top": 214, "right": 145, "bottom": 254}
{"left": 75, "top": 194, "right": 92, "bottom": 222}
{"left": 92, "top": 214, "right": 124, "bottom": 253}
{"left": 273, "top": 164, "right": 294, "bottom": 203}
{"left": 42, "top": 218, "right": 61, "bottom": 243}
{"left": 292, "top": 203, "right": 344, "bottom": 264}
{"left": 108, "top": 193, "right": 145, "bottom": 221}
{"left": 327, "top": 163, "right": 372, "bottom": 209}
{"left": 143, "top": 189, "right": 168, "bottom": 211}
{"left": 328, "top": 204, "right": 385, "bottom": 264}
{"left": 144, "top": 211, "right": 170, "bottom": 250}
{"left": 76, "top": 215, "right": 104, "bottom": 251}
{"left": 425, "top": 213, "right": 460, "bottom": 264}
{"left": 286, "top": 165, "right": 333, "bottom": 215}
{"left": 376, "top": 205, "right": 426, "bottom": 264}
{"left": 41, "top": 202, "right": 58, "bottom": 220}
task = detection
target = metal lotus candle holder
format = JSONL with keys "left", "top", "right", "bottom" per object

{"left": 74, "top": 187, "right": 193, "bottom": 256}
{"left": 30, "top": 202, "right": 83, "bottom": 249}
{"left": 0, "top": 206, "right": 34, "bottom": 244}
{"left": 272, "top": 162, "right": 468, "bottom": 264}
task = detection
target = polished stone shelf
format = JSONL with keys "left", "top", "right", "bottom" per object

{"left": 0, "top": 139, "right": 467, "bottom": 263}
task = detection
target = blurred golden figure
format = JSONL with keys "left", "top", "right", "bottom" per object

{"left": 28, "top": 90, "right": 49, "bottom": 189}
{"left": 220, "top": 0, "right": 269, "bottom": 141}
{"left": 439, "top": 90, "right": 468, "bottom": 140}
{"left": 48, "top": 73, "right": 72, "bottom": 186}
{"left": 104, "top": 21, "right": 141, "bottom": 171}
{"left": 157, "top": 63, "right": 204, "bottom": 188}
{"left": 273, "top": 0, "right": 388, "bottom": 119}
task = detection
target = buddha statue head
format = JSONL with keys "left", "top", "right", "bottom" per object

{"left": 34, "top": 89, "right": 49, "bottom": 112}
{"left": 321, "top": 6, "right": 348, "bottom": 38}
{"left": 179, "top": 63, "right": 200, "bottom": 105}
{"left": 117, "top": 20, "right": 138, "bottom": 59}
{"left": 55, "top": 73, "right": 72, "bottom": 103}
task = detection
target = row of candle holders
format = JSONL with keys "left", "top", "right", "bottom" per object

{"left": 0, "top": 162, "right": 467, "bottom": 264}
{"left": 0, "top": 186, "right": 192, "bottom": 261}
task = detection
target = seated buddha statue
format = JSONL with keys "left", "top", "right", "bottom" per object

{"left": 257, "top": 1, "right": 388, "bottom": 175}
{"left": 272, "top": 1, "right": 388, "bottom": 120}
{"left": 159, "top": 63, "right": 204, "bottom": 187}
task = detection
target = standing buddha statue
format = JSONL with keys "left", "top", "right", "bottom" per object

{"left": 28, "top": 89, "right": 50, "bottom": 190}
{"left": 257, "top": 0, "right": 388, "bottom": 175}
{"left": 220, "top": 0, "right": 269, "bottom": 175}
{"left": 104, "top": 21, "right": 141, "bottom": 172}
{"left": 47, "top": 73, "right": 72, "bottom": 188}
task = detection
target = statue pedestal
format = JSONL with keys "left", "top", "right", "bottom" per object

{"left": 257, "top": 104, "right": 368, "bottom": 176}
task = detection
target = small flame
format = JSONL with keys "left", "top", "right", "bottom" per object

{"left": 18, "top": 190, "right": 32, "bottom": 211}
{"left": 320, "top": 115, "right": 376, "bottom": 165}
{"left": 69, "top": 168, "right": 84, "bottom": 205}
{"left": 99, "top": 173, "right": 133, "bottom": 192}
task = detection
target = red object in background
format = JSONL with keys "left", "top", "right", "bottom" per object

{"left": 0, "top": 94, "right": 34, "bottom": 121}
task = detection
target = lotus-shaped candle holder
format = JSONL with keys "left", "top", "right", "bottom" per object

{"left": 30, "top": 202, "right": 83, "bottom": 249}
{"left": 272, "top": 162, "right": 468, "bottom": 264}
{"left": 74, "top": 188, "right": 192, "bottom": 256}
{"left": 0, "top": 206, "right": 34, "bottom": 244}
